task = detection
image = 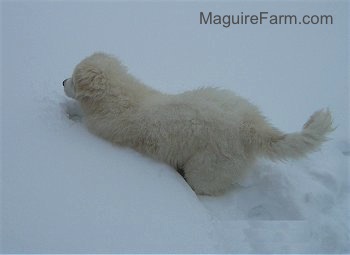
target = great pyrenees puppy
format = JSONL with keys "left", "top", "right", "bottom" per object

{"left": 63, "top": 52, "right": 333, "bottom": 195}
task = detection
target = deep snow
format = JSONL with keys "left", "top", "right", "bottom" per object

{"left": 1, "top": 1, "right": 349, "bottom": 253}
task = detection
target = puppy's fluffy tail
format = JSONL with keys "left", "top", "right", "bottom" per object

{"left": 253, "top": 109, "right": 334, "bottom": 160}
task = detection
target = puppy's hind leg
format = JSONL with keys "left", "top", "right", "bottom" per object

{"left": 184, "top": 151, "right": 247, "bottom": 196}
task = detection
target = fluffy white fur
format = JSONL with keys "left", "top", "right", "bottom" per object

{"left": 63, "top": 52, "right": 334, "bottom": 195}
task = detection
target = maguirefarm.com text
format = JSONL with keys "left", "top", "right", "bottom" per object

{"left": 200, "top": 11, "right": 333, "bottom": 28}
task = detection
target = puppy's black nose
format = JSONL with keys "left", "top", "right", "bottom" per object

{"left": 62, "top": 79, "right": 68, "bottom": 86}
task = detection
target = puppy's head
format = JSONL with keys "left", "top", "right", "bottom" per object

{"left": 63, "top": 52, "right": 119, "bottom": 100}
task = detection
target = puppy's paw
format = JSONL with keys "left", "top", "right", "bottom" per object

{"left": 60, "top": 100, "right": 83, "bottom": 122}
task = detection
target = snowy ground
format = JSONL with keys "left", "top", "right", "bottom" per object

{"left": 1, "top": 1, "right": 349, "bottom": 253}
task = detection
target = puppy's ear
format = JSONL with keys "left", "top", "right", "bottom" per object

{"left": 73, "top": 65, "right": 109, "bottom": 99}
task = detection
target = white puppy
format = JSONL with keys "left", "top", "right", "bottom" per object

{"left": 63, "top": 52, "right": 333, "bottom": 195}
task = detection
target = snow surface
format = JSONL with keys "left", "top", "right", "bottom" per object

{"left": 1, "top": 1, "right": 349, "bottom": 253}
